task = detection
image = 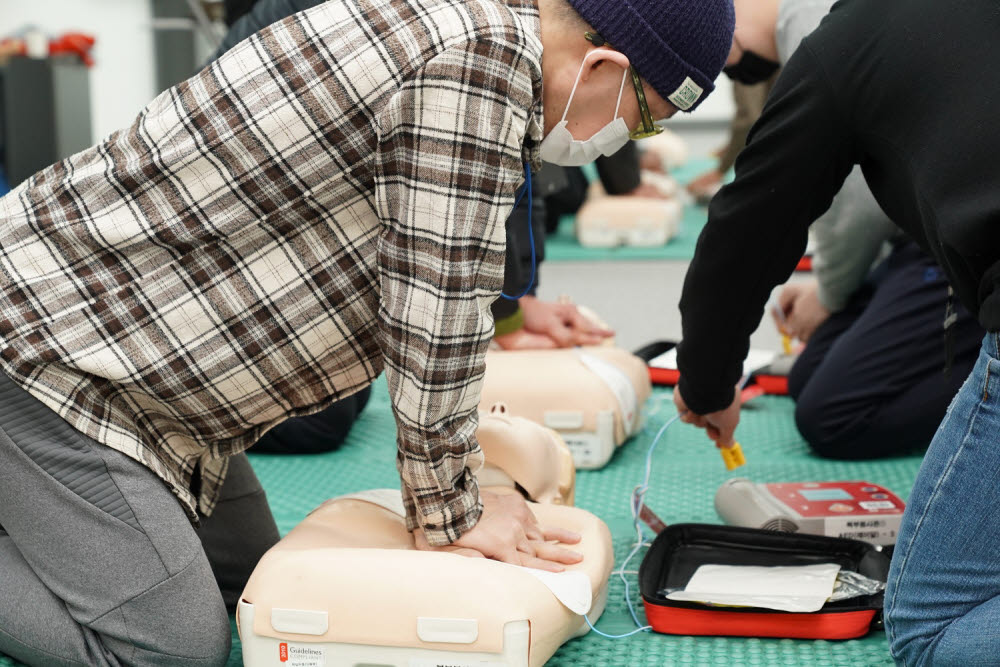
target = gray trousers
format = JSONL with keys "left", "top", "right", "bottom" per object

{"left": 0, "top": 371, "right": 280, "bottom": 666}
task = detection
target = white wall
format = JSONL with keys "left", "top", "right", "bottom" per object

{"left": 0, "top": 0, "right": 156, "bottom": 141}
{"left": 672, "top": 75, "right": 735, "bottom": 126}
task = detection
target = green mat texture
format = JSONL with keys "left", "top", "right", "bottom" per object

{"left": 544, "top": 158, "right": 721, "bottom": 262}
{"left": 0, "top": 376, "right": 921, "bottom": 666}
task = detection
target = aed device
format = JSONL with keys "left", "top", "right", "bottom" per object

{"left": 639, "top": 524, "right": 889, "bottom": 640}
{"left": 715, "top": 478, "right": 905, "bottom": 547}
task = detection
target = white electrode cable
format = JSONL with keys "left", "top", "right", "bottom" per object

{"left": 584, "top": 412, "right": 681, "bottom": 638}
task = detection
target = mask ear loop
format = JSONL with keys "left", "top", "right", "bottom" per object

{"left": 613, "top": 67, "right": 628, "bottom": 120}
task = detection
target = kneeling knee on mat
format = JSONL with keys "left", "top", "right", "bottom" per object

{"left": 103, "top": 557, "right": 232, "bottom": 666}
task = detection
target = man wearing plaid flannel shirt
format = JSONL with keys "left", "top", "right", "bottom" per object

{"left": 0, "top": 0, "right": 733, "bottom": 663}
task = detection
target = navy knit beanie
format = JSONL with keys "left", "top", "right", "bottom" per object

{"left": 567, "top": 0, "right": 735, "bottom": 112}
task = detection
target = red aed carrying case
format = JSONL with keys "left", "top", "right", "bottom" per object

{"left": 638, "top": 524, "right": 890, "bottom": 640}
{"left": 633, "top": 341, "right": 790, "bottom": 396}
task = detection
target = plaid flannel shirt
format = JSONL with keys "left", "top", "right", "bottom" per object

{"left": 0, "top": 0, "right": 542, "bottom": 545}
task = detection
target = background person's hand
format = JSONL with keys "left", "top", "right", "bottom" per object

{"left": 674, "top": 385, "right": 741, "bottom": 448}
{"left": 493, "top": 328, "right": 558, "bottom": 350}
{"left": 412, "top": 489, "right": 583, "bottom": 572}
{"left": 772, "top": 281, "right": 830, "bottom": 343}
{"left": 519, "top": 295, "right": 614, "bottom": 348}
{"left": 686, "top": 169, "right": 723, "bottom": 202}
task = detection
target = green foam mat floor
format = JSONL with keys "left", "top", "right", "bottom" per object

{"left": 0, "top": 376, "right": 921, "bottom": 666}
{"left": 544, "top": 158, "right": 720, "bottom": 263}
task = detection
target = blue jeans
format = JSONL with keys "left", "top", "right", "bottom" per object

{"left": 885, "top": 333, "right": 1000, "bottom": 666}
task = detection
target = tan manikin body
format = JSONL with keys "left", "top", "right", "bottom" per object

{"left": 479, "top": 346, "right": 652, "bottom": 469}
{"left": 576, "top": 170, "right": 684, "bottom": 248}
{"left": 238, "top": 411, "right": 615, "bottom": 667}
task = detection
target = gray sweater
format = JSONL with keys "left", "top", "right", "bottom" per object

{"left": 776, "top": 0, "right": 899, "bottom": 311}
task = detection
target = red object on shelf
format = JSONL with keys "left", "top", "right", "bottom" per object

{"left": 0, "top": 37, "right": 28, "bottom": 59}
{"left": 49, "top": 33, "right": 96, "bottom": 67}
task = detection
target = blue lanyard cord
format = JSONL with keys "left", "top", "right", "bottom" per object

{"left": 500, "top": 163, "right": 536, "bottom": 301}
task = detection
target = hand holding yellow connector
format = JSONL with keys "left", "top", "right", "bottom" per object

{"left": 772, "top": 304, "right": 794, "bottom": 355}
{"left": 781, "top": 334, "right": 793, "bottom": 356}
{"left": 675, "top": 386, "right": 744, "bottom": 470}
{"left": 718, "top": 441, "right": 746, "bottom": 470}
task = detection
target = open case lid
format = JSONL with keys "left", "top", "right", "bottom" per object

{"left": 634, "top": 341, "right": 792, "bottom": 396}
{"left": 638, "top": 524, "right": 890, "bottom": 639}
{"left": 240, "top": 493, "right": 614, "bottom": 659}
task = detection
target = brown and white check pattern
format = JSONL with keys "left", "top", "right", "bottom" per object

{"left": 0, "top": 0, "right": 542, "bottom": 545}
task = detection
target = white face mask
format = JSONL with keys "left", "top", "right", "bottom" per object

{"left": 539, "top": 53, "right": 632, "bottom": 167}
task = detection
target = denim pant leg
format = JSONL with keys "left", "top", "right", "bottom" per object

{"left": 885, "top": 333, "right": 1000, "bottom": 666}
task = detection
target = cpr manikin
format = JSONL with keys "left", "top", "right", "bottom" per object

{"left": 576, "top": 170, "right": 684, "bottom": 248}
{"left": 479, "top": 346, "right": 653, "bottom": 469}
{"left": 237, "top": 411, "right": 615, "bottom": 667}
{"left": 477, "top": 403, "right": 577, "bottom": 505}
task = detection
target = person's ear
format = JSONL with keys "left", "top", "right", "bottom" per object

{"left": 579, "top": 47, "right": 631, "bottom": 82}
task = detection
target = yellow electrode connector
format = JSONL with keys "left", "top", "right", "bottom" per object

{"left": 781, "top": 334, "right": 793, "bottom": 356}
{"left": 718, "top": 441, "right": 746, "bottom": 470}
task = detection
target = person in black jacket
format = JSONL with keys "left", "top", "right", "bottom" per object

{"left": 673, "top": 0, "right": 1000, "bottom": 662}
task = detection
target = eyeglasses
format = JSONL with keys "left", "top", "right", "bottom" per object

{"left": 627, "top": 66, "right": 663, "bottom": 140}
{"left": 585, "top": 32, "right": 664, "bottom": 141}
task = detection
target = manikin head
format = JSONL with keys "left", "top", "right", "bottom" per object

{"left": 537, "top": 0, "right": 735, "bottom": 145}
{"left": 724, "top": 0, "right": 781, "bottom": 84}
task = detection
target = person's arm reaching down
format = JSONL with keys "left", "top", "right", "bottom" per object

{"left": 375, "top": 38, "right": 524, "bottom": 546}
{"left": 676, "top": 45, "right": 856, "bottom": 423}
{"left": 374, "top": 37, "right": 581, "bottom": 570}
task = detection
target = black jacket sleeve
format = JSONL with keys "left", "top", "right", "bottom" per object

{"left": 210, "top": 0, "right": 323, "bottom": 62}
{"left": 595, "top": 142, "right": 641, "bottom": 195}
{"left": 676, "top": 46, "right": 856, "bottom": 414}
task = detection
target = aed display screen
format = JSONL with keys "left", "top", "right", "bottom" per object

{"left": 798, "top": 488, "right": 853, "bottom": 501}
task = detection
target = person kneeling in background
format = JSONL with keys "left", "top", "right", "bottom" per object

{"left": 776, "top": 237, "right": 982, "bottom": 460}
